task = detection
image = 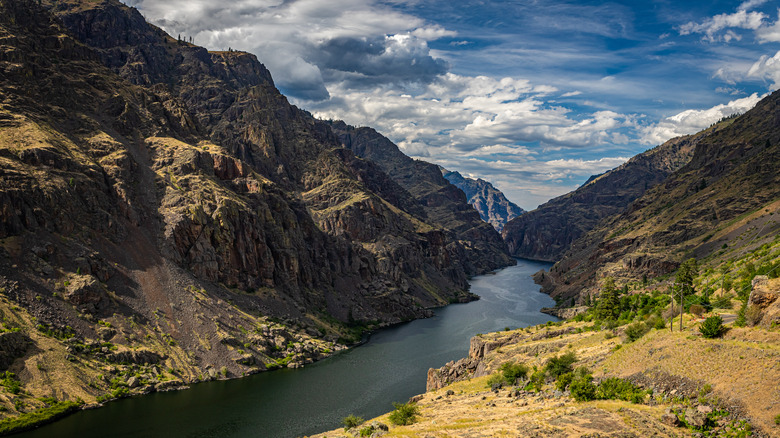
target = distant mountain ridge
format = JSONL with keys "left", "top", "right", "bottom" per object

{"left": 441, "top": 169, "right": 525, "bottom": 232}
{"left": 537, "top": 92, "right": 780, "bottom": 302}
{"left": 501, "top": 131, "right": 702, "bottom": 262}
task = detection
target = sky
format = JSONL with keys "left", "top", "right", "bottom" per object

{"left": 122, "top": 0, "right": 780, "bottom": 210}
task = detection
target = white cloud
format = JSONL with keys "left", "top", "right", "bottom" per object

{"left": 738, "top": 0, "right": 769, "bottom": 12}
{"left": 126, "top": 0, "right": 454, "bottom": 99}
{"left": 679, "top": 9, "right": 766, "bottom": 42}
{"left": 640, "top": 93, "right": 763, "bottom": 145}
{"left": 757, "top": 10, "right": 780, "bottom": 42}
{"left": 747, "top": 50, "right": 780, "bottom": 88}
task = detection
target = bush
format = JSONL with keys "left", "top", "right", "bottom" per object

{"left": 623, "top": 322, "right": 649, "bottom": 342}
{"left": 596, "top": 377, "right": 646, "bottom": 403}
{"left": 774, "top": 413, "right": 780, "bottom": 425}
{"left": 569, "top": 373, "right": 596, "bottom": 401}
{"left": 486, "top": 361, "right": 530, "bottom": 388}
{"left": 500, "top": 361, "right": 529, "bottom": 384}
{"left": 528, "top": 369, "right": 546, "bottom": 392}
{"left": 689, "top": 304, "right": 705, "bottom": 317}
{"left": 1, "top": 372, "right": 21, "bottom": 395}
{"left": 544, "top": 352, "right": 577, "bottom": 378}
{"left": 388, "top": 402, "right": 419, "bottom": 426}
{"left": 734, "top": 299, "right": 747, "bottom": 327}
{"left": 699, "top": 315, "right": 724, "bottom": 338}
{"left": 342, "top": 414, "right": 364, "bottom": 430}
{"left": 556, "top": 372, "right": 573, "bottom": 391}
{"left": 652, "top": 316, "right": 666, "bottom": 330}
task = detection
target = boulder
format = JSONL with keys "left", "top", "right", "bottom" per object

{"left": 0, "top": 331, "right": 31, "bottom": 370}
{"left": 684, "top": 407, "right": 708, "bottom": 428}
{"left": 63, "top": 275, "right": 109, "bottom": 313}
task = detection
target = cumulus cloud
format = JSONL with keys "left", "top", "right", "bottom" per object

{"left": 746, "top": 50, "right": 780, "bottom": 88}
{"left": 640, "top": 93, "right": 763, "bottom": 145}
{"left": 125, "top": 0, "right": 452, "bottom": 100}
{"left": 679, "top": 9, "right": 766, "bottom": 42}
{"left": 310, "top": 34, "right": 449, "bottom": 88}
{"left": 756, "top": 11, "right": 780, "bottom": 42}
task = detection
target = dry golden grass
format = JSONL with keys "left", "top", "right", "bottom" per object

{"left": 311, "top": 320, "right": 780, "bottom": 438}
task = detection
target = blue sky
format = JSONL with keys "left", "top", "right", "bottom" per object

{"left": 125, "top": 0, "right": 780, "bottom": 210}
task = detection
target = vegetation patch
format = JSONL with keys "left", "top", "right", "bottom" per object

{"left": 0, "top": 400, "right": 82, "bottom": 436}
{"left": 388, "top": 402, "right": 419, "bottom": 426}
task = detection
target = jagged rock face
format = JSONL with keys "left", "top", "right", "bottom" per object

{"left": 541, "top": 93, "right": 780, "bottom": 302}
{"left": 441, "top": 169, "right": 525, "bottom": 232}
{"left": 329, "top": 121, "right": 515, "bottom": 275}
{"left": 0, "top": 0, "right": 519, "bottom": 403}
{"left": 501, "top": 134, "right": 699, "bottom": 262}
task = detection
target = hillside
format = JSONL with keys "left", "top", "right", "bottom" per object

{"left": 441, "top": 169, "right": 525, "bottom": 232}
{"left": 313, "top": 306, "right": 780, "bottom": 437}
{"left": 328, "top": 121, "right": 515, "bottom": 274}
{"left": 501, "top": 130, "right": 701, "bottom": 261}
{"left": 538, "top": 92, "right": 780, "bottom": 304}
{"left": 0, "top": 0, "right": 512, "bottom": 428}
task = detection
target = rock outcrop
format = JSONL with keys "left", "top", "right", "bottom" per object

{"left": 441, "top": 169, "right": 525, "bottom": 232}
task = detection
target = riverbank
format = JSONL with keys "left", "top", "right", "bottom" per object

{"left": 11, "top": 259, "right": 555, "bottom": 438}
{"left": 312, "top": 315, "right": 780, "bottom": 437}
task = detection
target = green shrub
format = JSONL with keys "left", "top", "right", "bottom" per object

{"left": 596, "top": 377, "right": 646, "bottom": 403}
{"left": 774, "top": 413, "right": 780, "bottom": 425}
{"left": 388, "top": 402, "right": 419, "bottom": 426}
{"left": 486, "top": 373, "right": 504, "bottom": 388}
{"left": 528, "top": 369, "right": 546, "bottom": 392}
{"left": 699, "top": 315, "right": 724, "bottom": 338}
{"left": 1, "top": 372, "right": 21, "bottom": 395}
{"left": 623, "top": 322, "right": 649, "bottom": 342}
{"left": 652, "top": 316, "right": 666, "bottom": 330}
{"left": 500, "top": 361, "right": 529, "bottom": 384}
{"left": 569, "top": 373, "right": 596, "bottom": 401}
{"left": 735, "top": 300, "right": 747, "bottom": 327}
{"left": 342, "top": 414, "right": 364, "bottom": 430}
{"left": 544, "top": 352, "right": 577, "bottom": 378}
{"left": 555, "top": 372, "right": 573, "bottom": 391}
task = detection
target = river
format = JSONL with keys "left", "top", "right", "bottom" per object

{"left": 17, "top": 259, "right": 555, "bottom": 438}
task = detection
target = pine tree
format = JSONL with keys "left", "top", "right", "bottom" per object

{"left": 595, "top": 277, "right": 620, "bottom": 321}
{"left": 675, "top": 258, "right": 698, "bottom": 299}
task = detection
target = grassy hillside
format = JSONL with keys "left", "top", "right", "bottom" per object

{"left": 312, "top": 315, "right": 779, "bottom": 437}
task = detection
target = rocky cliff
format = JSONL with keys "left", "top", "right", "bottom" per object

{"left": 501, "top": 132, "right": 700, "bottom": 262}
{"left": 0, "top": 0, "right": 512, "bottom": 421}
{"left": 328, "top": 121, "right": 515, "bottom": 275}
{"left": 441, "top": 169, "right": 525, "bottom": 232}
{"left": 541, "top": 92, "right": 780, "bottom": 302}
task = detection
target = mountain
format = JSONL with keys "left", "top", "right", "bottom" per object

{"left": 537, "top": 92, "right": 780, "bottom": 303}
{"left": 441, "top": 169, "right": 525, "bottom": 232}
{"left": 501, "top": 130, "right": 702, "bottom": 262}
{"left": 0, "top": 0, "right": 512, "bottom": 422}
{"left": 328, "top": 121, "right": 515, "bottom": 274}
